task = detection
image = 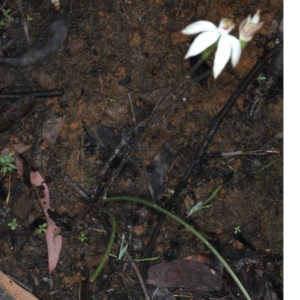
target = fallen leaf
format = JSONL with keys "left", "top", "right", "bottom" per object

{"left": 45, "top": 218, "right": 63, "bottom": 275}
{"left": 30, "top": 170, "right": 62, "bottom": 276}
{"left": 0, "top": 270, "right": 38, "bottom": 300}
{"left": 147, "top": 255, "right": 223, "bottom": 292}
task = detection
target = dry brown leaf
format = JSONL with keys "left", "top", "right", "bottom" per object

{"left": 147, "top": 255, "right": 224, "bottom": 292}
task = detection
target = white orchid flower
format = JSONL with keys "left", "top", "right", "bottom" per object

{"left": 239, "top": 10, "right": 264, "bottom": 44}
{"left": 182, "top": 18, "right": 242, "bottom": 79}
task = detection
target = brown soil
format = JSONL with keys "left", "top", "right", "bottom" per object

{"left": 0, "top": 0, "right": 283, "bottom": 299}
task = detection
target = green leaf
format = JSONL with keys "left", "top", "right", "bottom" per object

{"left": 187, "top": 184, "right": 223, "bottom": 217}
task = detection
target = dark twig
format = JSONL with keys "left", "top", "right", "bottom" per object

{"left": 64, "top": 174, "right": 92, "bottom": 202}
{"left": 141, "top": 42, "right": 283, "bottom": 277}
{"left": 128, "top": 93, "right": 156, "bottom": 202}
{"left": 94, "top": 135, "right": 142, "bottom": 202}
{"left": 124, "top": 251, "right": 150, "bottom": 300}
{"left": 0, "top": 88, "right": 64, "bottom": 99}
{"left": 138, "top": 144, "right": 156, "bottom": 202}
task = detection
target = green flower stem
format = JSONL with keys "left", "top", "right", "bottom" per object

{"left": 105, "top": 196, "right": 252, "bottom": 300}
{"left": 202, "top": 42, "right": 218, "bottom": 60}
{"left": 240, "top": 39, "right": 247, "bottom": 50}
{"left": 89, "top": 209, "right": 117, "bottom": 283}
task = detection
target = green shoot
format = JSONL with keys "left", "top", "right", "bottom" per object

{"left": 8, "top": 218, "right": 18, "bottom": 230}
{"left": 26, "top": 14, "right": 33, "bottom": 22}
{"left": 2, "top": 9, "right": 13, "bottom": 22}
{"left": 187, "top": 184, "right": 223, "bottom": 217}
{"left": 37, "top": 223, "right": 47, "bottom": 234}
{"left": 0, "top": 152, "right": 16, "bottom": 177}
{"left": 234, "top": 225, "right": 241, "bottom": 235}
{"left": 0, "top": 152, "right": 16, "bottom": 205}
{"left": 118, "top": 234, "right": 129, "bottom": 260}
{"left": 0, "top": 8, "right": 14, "bottom": 29}
{"left": 107, "top": 97, "right": 116, "bottom": 103}
{"left": 78, "top": 232, "right": 88, "bottom": 242}
{"left": 89, "top": 209, "right": 116, "bottom": 283}
{"left": 256, "top": 73, "right": 266, "bottom": 84}
{"left": 118, "top": 230, "right": 132, "bottom": 260}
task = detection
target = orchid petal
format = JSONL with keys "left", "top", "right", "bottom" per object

{"left": 182, "top": 20, "right": 218, "bottom": 35}
{"left": 227, "top": 35, "right": 242, "bottom": 66}
{"left": 252, "top": 10, "right": 261, "bottom": 24}
{"left": 213, "top": 35, "right": 231, "bottom": 78}
{"left": 184, "top": 31, "right": 219, "bottom": 59}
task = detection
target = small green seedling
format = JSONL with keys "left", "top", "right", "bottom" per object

{"left": 0, "top": 152, "right": 16, "bottom": 177}
{"left": 2, "top": 9, "right": 14, "bottom": 22}
{"left": 37, "top": 223, "right": 47, "bottom": 234}
{"left": 26, "top": 14, "right": 33, "bottom": 22}
{"left": 0, "top": 8, "right": 14, "bottom": 28}
{"left": 234, "top": 225, "right": 241, "bottom": 235}
{"left": 117, "top": 229, "right": 133, "bottom": 260}
{"left": 187, "top": 184, "right": 223, "bottom": 217}
{"left": 107, "top": 97, "right": 116, "bottom": 103}
{"left": 0, "top": 152, "right": 17, "bottom": 205}
{"left": 78, "top": 232, "right": 88, "bottom": 242}
{"left": 8, "top": 218, "right": 18, "bottom": 230}
{"left": 118, "top": 234, "right": 129, "bottom": 260}
{"left": 256, "top": 73, "right": 266, "bottom": 84}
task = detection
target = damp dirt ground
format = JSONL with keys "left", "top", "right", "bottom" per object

{"left": 0, "top": 1, "right": 283, "bottom": 299}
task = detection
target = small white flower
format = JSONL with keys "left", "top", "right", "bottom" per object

{"left": 239, "top": 10, "right": 264, "bottom": 43}
{"left": 182, "top": 18, "right": 242, "bottom": 79}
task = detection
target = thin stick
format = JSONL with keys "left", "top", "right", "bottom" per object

{"left": 63, "top": 174, "right": 91, "bottom": 202}
{"left": 0, "top": 88, "right": 64, "bottom": 100}
{"left": 205, "top": 149, "right": 281, "bottom": 158}
{"left": 127, "top": 93, "right": 136, "bottom": 124}
{"left": 127, "top": 92, "right": 155, "bottom": 202}
{"left": 124, "top": 251, "right": 150, "bottom": 300}
{"left": 96, "top": 136, "right": 142, "bottom": 201}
